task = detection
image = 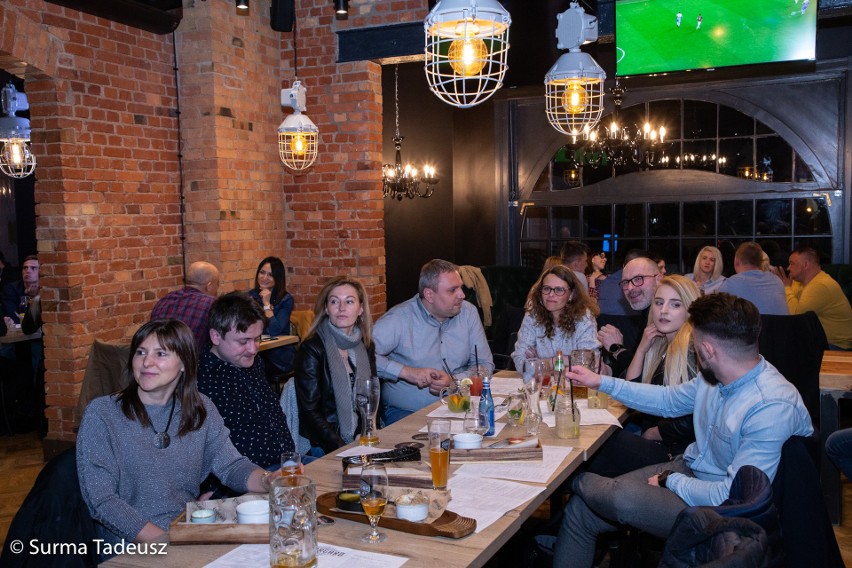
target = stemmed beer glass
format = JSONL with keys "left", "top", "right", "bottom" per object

{"left": 358, "top": 462, "right": 389, "bottom": 543}
{"left": 355, "top": 375, "right": 381, "bottom": 446}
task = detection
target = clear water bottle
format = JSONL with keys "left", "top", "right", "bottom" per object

{"left": 479, "top": 375, "right": 495, "bottom": 436}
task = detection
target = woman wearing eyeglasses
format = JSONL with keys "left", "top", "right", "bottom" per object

{"left": 511, "top": 265, "right": 600, "bottom": 372}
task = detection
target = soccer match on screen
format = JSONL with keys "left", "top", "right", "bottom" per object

{"left": 615, "top": 0, "right": 817, "bottom": 76}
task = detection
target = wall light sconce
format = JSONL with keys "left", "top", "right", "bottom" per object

{"left": 0, "top": 83, "right": 36, "bottom": 179}
{"left": 334, "top": 0, "right": 348, "bottom": 20}
{"left": 544, "top": 2, "right": 606, "bottom": 136}
{"left": 236, "top": 0, "right": 249, "bottom": 10}
{"left": 278, "top": 81, "right": 318, "bottom": 172}
{"left": 424, "top": 0, "right": 511, "bottom": 108}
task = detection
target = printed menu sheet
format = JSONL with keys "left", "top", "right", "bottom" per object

{"left": 204, "top": 543, "right": 408, "bottom": 568}
{"left": 445, "top": 476, "right": 546, "bottom": 533}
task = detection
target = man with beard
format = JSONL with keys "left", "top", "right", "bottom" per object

{"left": 374, "top": 259, "right": 493, "bottom": 425}
{"left": 551, "top": 293, "right": 813, "bottom": 568}
{"left": 597, "top": 256, "right": 662, "bottom": 376}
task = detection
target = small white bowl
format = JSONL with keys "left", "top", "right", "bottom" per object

{"left": 236, "top": 500, "right": 269, "bottom": 524}
{"left": 453, "top": 432, "right": 483, "bottom": 450}
{"left": 190, "top": 508, "right": 216, "bottom": 524}
{"left": 395, "top": 493, "right": 429, "bottom": 522}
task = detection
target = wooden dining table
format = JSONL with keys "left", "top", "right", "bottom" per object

{"left": 103, "top": 373, "right": 628, "bottom": 568}
{"left": 0, "top": 325, "right": 42, "bottom": 344}
{"left": 819, "top": 350, "right": 852, "bottom": 524}
{"left": 257, "top": 334, "right": 298, "bottom": 352}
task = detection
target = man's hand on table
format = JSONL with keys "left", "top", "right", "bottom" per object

{"left": 400, "top": 366, "right": 450, "bottom": 391}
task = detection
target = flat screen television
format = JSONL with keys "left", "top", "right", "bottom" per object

{"left": 615, "top": 0, "right": 817, "bottom": 76}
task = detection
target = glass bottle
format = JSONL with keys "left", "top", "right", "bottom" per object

{"left": 478, "top": 375, "right": 495, "bottom": 436}
{"left": 555, "top": 394, "right": 580, "bottom": 439}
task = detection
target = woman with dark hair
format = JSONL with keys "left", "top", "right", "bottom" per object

{"left": 586, "top": 251, "right": 608, "bottom": 302}
{"left": 249, "top": 256, "right": 295, "bottom": 374}
{"left": 77, "top": 319, "right": 276, "bottom": 550}
{"left": 511, "top": 265, "right": 600, "bottom": 371}
{"left": 295, "top": 276, "right": 377, "bottom": 455}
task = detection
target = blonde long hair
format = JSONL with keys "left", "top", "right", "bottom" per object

{"left": 642, "top": 275, "right": 700, "bottom": 386}
{"left": 692, "top": 246, "right": 724, "bottom": 282}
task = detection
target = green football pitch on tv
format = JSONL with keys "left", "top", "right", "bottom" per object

{"left": 615, "top": 0, "right": 816, "bottom": 76}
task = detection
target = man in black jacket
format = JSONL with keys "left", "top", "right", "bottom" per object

{"left": 597, "top": 256, "right": 662, "bottom": 376}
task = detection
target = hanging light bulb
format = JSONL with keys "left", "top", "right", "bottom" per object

{"left": 278, "top": 81, "right": 318, "bottom": 172}
{"left": 0, "top": 83, "right": 35, "bottom": 179}
{"left": 544, "top": 2, "right": 606, "bottom": 136}
{"left": 424, "top": 0, "right": 511, "bottom": 108}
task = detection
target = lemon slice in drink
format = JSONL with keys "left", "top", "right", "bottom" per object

{"left": 460, "top": 378, "right": 473, "bottom": 388}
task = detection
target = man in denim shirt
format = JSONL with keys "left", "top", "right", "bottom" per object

{"left": 374, "top": 259, "right": 492, "bottom": 426}
{"left": 553, "top": 293, "right": 813, "bottom": 568}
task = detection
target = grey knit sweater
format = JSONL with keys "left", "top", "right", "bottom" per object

{"left": 77, "top": 394, "right": 258, "bottom": 544}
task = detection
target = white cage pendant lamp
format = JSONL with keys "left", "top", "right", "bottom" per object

{"left": 0, "top": 83, "right": 36, "bottom": 179}
{"left": 424, "top": 0, "right": 512, "bottom": 109}
{"left": 544, "top": 2, "right": 606, "bottom": 137}
{"left": 278, "top": 81, "right": 318, "bottom": 172}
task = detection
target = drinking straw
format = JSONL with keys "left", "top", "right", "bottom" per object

{"left": 551, "top": 357, "right": 564, "bottom": 412}
{"left": 569, "top": 357, "right": 577, "bottom": 419}
{"left": 442, "top": 358, "right": 457, "bottom": 385}
{"left": 474, "top": 345, "right": 480, "bottom": 371}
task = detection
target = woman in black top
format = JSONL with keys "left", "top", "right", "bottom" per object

{"left": 294, "top": 276, "right": 376, "bottom": 455}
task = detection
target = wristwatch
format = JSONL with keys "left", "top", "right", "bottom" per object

{"left": 608, "top": 343, "right": 626, "bottom": 358}
{"left": 658, "top": 470, "right": 673, "bottom": 488}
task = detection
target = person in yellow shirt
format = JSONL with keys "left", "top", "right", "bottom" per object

{"left": 773, "top": 247, "right": 852, "bottom": 350}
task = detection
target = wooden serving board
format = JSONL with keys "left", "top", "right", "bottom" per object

{"left": 450, "top": 442, "right": 543, "bottom": 463}
{"left": 169, "top": 513, "right": 267, "bottom": 545}
{"left": 342, "top": 473, "right": 434, "bottom": 490}
{"left": 316, "top": 492, "right": 476, "bottom": 539}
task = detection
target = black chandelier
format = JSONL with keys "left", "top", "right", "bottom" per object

{"left": 382, "top": 66, "right": 438, "bottom": 200}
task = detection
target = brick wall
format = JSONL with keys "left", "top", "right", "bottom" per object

{"left": 0, "top": 0, "right": 422, "bottom": 443}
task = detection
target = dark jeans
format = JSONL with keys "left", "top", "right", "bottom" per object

{"left": 585, "top": 428, "right": 676, "bottom": 478}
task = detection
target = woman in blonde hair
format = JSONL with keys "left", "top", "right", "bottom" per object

{"left": 511, "top": 264, "right": 599, "bottom": 372}
{"left": 686, "top": 245, "right": 726, "bottom": 295}
{"left": 587, "top": 275, "right": 700, "bottom": 476}
{"left": 295, "top": 276, "right": 376, "bottom": 455}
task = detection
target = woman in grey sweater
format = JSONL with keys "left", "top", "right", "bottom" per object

{"left": 77, "top": 319, "right": 277, "bottom": 548}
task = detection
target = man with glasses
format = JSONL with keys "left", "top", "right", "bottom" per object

{"left": 597, "top": 256, "right": 662, "bottom": 375}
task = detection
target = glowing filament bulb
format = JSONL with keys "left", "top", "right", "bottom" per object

{"left": 290, "top": 134, "right": 307, "bottom": 156}
{"left": 561, "top": 82, "right": 587, "bottom": 114}
{"left": 659, "top": 126, "right": 666, "bottom": 142}
{"left": 8, "top": 142, "right": 24, "bottom": 165}
{"left": 448, "top": 38, "right": 488, "bottom": 77}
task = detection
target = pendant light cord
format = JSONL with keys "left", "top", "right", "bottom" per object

{"left": 393, "top": 65, "right": 400, "bottom": 139}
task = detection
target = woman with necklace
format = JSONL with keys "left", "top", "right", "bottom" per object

{"left": 77, "top": 319, "right": 276, "bottom": 553}
{"left": 686, "top": 245, "right": 726, "bottom": 295}
{"left": 295, "top": 276, "right": 376, "bottom": 456}
{"left": 511, "top": 265, "right": 599, "bottom": 372}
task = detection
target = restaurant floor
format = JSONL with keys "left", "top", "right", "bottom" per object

{"left": 2, "top": 431, "right": 852, "bottom": 565}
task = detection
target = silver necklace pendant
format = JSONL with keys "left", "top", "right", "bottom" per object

{"left": 154, "top": 432, "right": 171, "bottom": 449}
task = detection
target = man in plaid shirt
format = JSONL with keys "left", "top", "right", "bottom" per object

{"left": 150, "top": 261, "right": 220, "bottom": 351}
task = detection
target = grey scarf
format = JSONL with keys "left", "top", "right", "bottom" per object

{"left": 316, "top": 319, "right": 370, "bottom": 444}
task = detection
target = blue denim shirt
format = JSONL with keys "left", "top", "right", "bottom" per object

{"left": 600, "top": 357, "right": 813, "bottom": 506}
{"left": 374, "top": 295, "right": 492, "bottom": 413}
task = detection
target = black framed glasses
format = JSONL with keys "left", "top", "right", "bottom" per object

{"left": 541, "top": 285, "right": 569, "bottom": 296}
{"left": 619, "top": 274, "right": 655, "bottom": 290}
